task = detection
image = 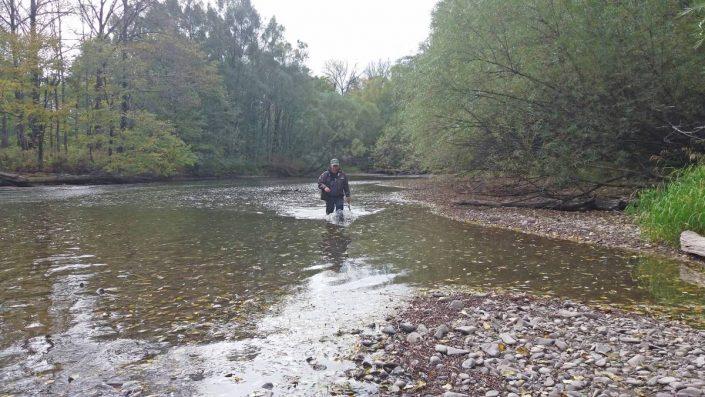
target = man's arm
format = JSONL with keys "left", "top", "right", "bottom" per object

{"left": 318, "top": 172, "right": 329, "bottom": 191}
{"left": 343, "top": 175, "right": 351, "bottom": 197}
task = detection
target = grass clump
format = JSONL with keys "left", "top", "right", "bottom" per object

{"left": 628, "top": 165, "right": 705, "bottom": 245}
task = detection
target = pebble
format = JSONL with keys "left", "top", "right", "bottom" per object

{"left": 481, "top": 343, "right": 500, "bottom": 357}
{"left": 627, "top": 354, "right": 646, "bottom": 367}
{"left": 499, "top": 333, "right": 517, "bottom": 345}
{"left": 461, "top": 358, "right": 476, "bottom": 369}
{"left": 658, "top": 376, "right": 679, "bottom": 385}
{"left": 446, "top": 346, "right": 470, "bottom": 355}
{"left": 399, "top": 322, "right": 416, "bottom": 333}
{"left": 455, "top": 326, "right": 475, "bottom": 335}
{"left": 434, "top": 324, "right": 450, "bottom": 339}
{"left": 406, "top": 332, "right": 422, "bottom": 344}
{"left": 678, "top": 387, "right": 703, "bottom": 397}
{"left": 595, "top": 343, "right": 612, "bottom": 354}
{"left": 448, "top": 300, "right": 465, "bottom": 311}
{"left": 381, "top": 325, "right": 396, "bottom": 335}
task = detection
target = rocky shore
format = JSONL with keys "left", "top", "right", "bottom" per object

{"left": 391, "top": 177, "right": 701, "bottom": 265}
{"left": 337, "top": 291, "right": 705, "bottom": 396}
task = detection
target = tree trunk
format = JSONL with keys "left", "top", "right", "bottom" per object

{"left": 0, "top": 171, "right": 32, "bottom": 187}
{"left": 681, "top": 231, "right": 705, "bottom": 258}
{"left": 29, "top": 0, "right": 44, "bottom": 170}
{"left": 1, "top": 113, "right": 8, "bottom": 148}
{"left": 453, "top": 197, "right": 597, "bottom": 212}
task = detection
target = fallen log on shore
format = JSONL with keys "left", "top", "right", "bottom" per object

{"left": 681, "top": 231, "right": 705, "bottom": 258}
{"left": 0, "top": 172, "right": 160, "bottom": 187}
{"left": 0, "top": 171, "right": 32, "bottom": 187}
{"left": 453, "top": 198, "right": 593, "bottom": 211}
{"left": 452, "top": 196, "right": 627, "bottom": 212}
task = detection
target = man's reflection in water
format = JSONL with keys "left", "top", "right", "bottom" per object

{"left": 320, "top": 223, "right": 352, "bottom": 270}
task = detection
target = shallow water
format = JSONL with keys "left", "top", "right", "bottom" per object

{"left": 0, "top": 178, "right": 703, "bottom": 396}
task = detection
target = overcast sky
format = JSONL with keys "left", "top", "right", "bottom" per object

{"left": 252, "top": 0, "right": 439, "bottom": 75}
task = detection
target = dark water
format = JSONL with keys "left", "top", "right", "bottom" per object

{"left": 0, "top": 179, "right": 703, "bottom": 396}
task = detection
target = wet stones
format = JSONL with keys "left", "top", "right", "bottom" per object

{"left": 306, "top": 357, "right": 327, "bottom": 371}
{"left": 381, "top": 325, "right": 397, "bottom": 335}
{"left": 343, "top": 290, "right": 705, "bottom": 397}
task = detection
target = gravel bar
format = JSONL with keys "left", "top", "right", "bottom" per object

{"left": 336, "top": 291, "right": 705, "bottom": 396}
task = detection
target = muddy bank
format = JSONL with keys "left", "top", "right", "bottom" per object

{"left": 391, "top": 177, "right": 700, "bottom": 265}
{"left": 0, "top": 171, "right": 183, "bottom": 187}
{"left": 340, "top": 290, "right": 705, "bottom": 396}
{"left": 0, "top": 170, "right": 416, "bottom": 187}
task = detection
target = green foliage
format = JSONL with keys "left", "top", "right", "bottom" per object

{"left": 102, "top": 112, "right": 196, "bottom": 177}
{"left": 628, "top": 165, "right": 705, "bottom": 245}
{"left": 0, "top": 0, "right": 389, "bottom": 177}
{"left": 378, "top": 0, "right": 705, "bottom": 180}
{"left": 4, "top": 0, "right": 705, "bottom": 181}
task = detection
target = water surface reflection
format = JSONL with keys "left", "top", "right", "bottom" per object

{"left": 0, "top": 178, "right": 703, "bottom": 395}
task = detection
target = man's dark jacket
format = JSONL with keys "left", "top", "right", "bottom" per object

{"left": 318, "top": 169, "right": 350, "bottom": 200}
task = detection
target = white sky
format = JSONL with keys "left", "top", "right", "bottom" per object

{"left": 252, "top": 0, "right": 439, "bottom": 75}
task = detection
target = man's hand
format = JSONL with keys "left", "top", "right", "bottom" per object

{"left": 345, "top": 196, "right": 351, "bottom": 204}
{"left": 324, "top": 187, "right": 331, "bottom": 193}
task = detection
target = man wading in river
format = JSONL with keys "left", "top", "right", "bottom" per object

{"left": 318, "top": 159, "right": 351, "bottom": 217}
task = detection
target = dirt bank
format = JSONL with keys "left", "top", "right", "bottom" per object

{"left": 390, "top": 177, "right": 700, "bottom": 265}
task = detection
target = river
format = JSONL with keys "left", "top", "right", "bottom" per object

{"left": 1, "top": 178, "right": 703, "bottom": 396}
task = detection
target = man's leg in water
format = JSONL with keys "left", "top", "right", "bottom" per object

{"left": 326, "top": 197, "right": 345, "bottom": 215}
{"left": 335, "top": 198, "right": 344, "bottom": 212}
{"left": 326, "top": 198, "right": 335, "bottom": 215}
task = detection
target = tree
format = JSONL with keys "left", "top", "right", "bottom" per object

{"left": 379, "top": 0, "right": 705, "bottom": 187}
{"left": 323, "top": 59, "right": 360, "bottom": 95}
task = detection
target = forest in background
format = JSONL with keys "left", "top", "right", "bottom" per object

{"left": 1, "top": 0, "right": 705, "bottom": 184}
{"left": 0, "top": 0, "right": 393, "bottom": 177}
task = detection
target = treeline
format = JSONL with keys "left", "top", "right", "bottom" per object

{"left": 0, "top": 0, "right": 390, "bottom": 177}
{"left": 3, "top": 0, "right": 705, "bottom": 181}
{"left": 374, "top": 0, "right": 705, "bottom": 187}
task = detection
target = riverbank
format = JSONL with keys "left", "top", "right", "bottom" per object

{"left": 338, "top": 290, "right": 705, "bottom": 396}
{"left": 0, "top": 170, "right": 423, "bottom": 187}
{"left": 0, "top": 171, "right": 287, "bottom": 187}
{"left": 390, "top": 177, "right": 701, "bottom": 265}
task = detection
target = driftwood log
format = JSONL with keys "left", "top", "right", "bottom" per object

{"left": 0, "top": 172, "right": 160, "bottom": 187}
{"left": 0, "top": 171, "right": 32, "bottom": 187}
{"left": 681, "top": 231, "right": 705, "bottom": 258}
{"left": 453, "top": 196, "right": 627, "bottom": 212}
